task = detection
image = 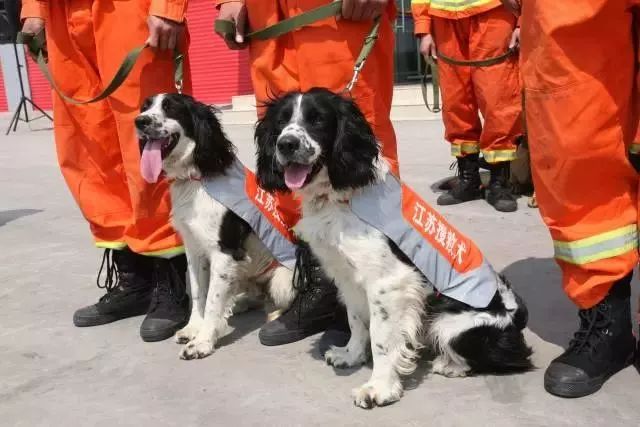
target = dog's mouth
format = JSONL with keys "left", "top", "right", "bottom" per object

{"left": 140, "top": 134, "right": 178, "bottom": 184}
{"left": 283, "top": 162, "right": 319, "bottom": 190}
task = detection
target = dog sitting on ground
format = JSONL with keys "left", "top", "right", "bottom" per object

{"left": 254, "top": 88, "right": 533, "bottom": 409}
{"left": 135, "top": 93, "right": 295, "bottom": 360}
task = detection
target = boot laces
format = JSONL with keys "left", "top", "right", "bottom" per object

{"left": 568, "top": 302, "right": 613, "bottom": 355}
{"left": 290, "top": 244, "right": 321, "bottom": 325}
{"left": 96, "top": 249, "right": 119, "bottom": 301}
{"left": 149, "top": 260, "right": 185, "bottom": 311}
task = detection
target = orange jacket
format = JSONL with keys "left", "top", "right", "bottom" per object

{"left": 21, "top": 0, "right": 189, "bottom": 22}
{"left": 411, "top": 0, "right": 503, "bottom": 35}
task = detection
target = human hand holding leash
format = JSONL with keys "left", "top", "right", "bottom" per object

{"left": 217, "top": 1, "right": 248, "bottom": 49}
{"left": 147, "top": 15, "right": 184, "bottom": 50}
{"left": 341, "top": 0, "right": 388, "bottom": 21}
{"left": 419, "top": 34, "right": 437, "bottom": 59}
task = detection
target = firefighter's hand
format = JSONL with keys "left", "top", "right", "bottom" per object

{"left": 501, "top": 0, "right": 521, "bottom": 16}
{"left": 419, "top": 34, "right": 437, "bottom": 59}
{"left": 147, "top": 15, "right": 184, "bottom": 50}
{"left": 22, "top": 17, "right": 45, "bottom": 35}
{"left": 341, "top": 0, "right": 388, "bottom": 21}
{"left": 218, "top": 1, "right": 248, "bottom": 50}
{"left": 509, "top": 27, "right": 520, "bottom": 49}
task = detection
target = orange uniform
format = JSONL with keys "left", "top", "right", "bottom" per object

{"left": 217, "top": 0, "right": 399, "bottom": 227}
{"left": 412, "top": 0, "right": 522, "bottom": 162}
{"left": 521, "top": 0, "right": 640, "bottom": 308}
{"left": 21, "top": 0, "right": 190, "bottom": 256}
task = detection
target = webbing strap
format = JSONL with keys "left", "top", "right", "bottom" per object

{"left": 214, "top": 0, "right": 379, "bottom": 93}
{"left": 422, "top": 56, "right": 441, "bottom": 113}
{"left": 214, "top": 1, "right": 343, "bottom": 41}
{"left": 17, "top": 32, "right": 184, "bottom": 105}
{"left": 436, "top": 47, "right": 517, "bottom": 68}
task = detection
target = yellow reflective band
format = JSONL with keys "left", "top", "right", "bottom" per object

{"left": 553, "top": 225, "right": 638, "bottom": 265}
{"left": 630, "top": 143, "right": 640, "bottom": 154}
{"left": 141, "top": 246, "right": 186, "bottom": 258}
{"left": 482, "top": 149, "right": 517, "bottom": 163}
{"left": 431, "top": 0, "right": 495, "bottom": 12}
{"left": 451, "top": 141, "right": 479, "bottom": 157}
{"left": 95, "top": 241, "right": 127, "bottom": 250}
{"left": 411, "top": 0, "right": 431, "bottom": 4}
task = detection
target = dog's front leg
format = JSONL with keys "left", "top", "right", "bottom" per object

{"left": 325, "top": 304, "right": 369, "bottom": 369}
{"left": 176, "top": 250, "right": 207, "bottom": 344}
{"left": 180, "top": 254, "right": 237, "bottom": 360}
{"left": 351, "top": 286, "right": 408, "bottom": 409}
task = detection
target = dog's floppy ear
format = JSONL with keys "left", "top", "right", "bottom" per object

{"left": 254, "top": 104, "right": 289, "bottom": 193}
{"left": 191, "top": 104, "right": 235, "bottom": 177}
{"left": 328, "top": 96, "right": 379, "bottom": 190}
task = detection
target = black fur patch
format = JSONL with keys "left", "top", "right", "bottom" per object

{"left": 218, "top": 210, "right": 252, "bottom": 261}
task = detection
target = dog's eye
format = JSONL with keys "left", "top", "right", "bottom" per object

{"left": 311, "top": 116, "right": 323, "bottom": 127}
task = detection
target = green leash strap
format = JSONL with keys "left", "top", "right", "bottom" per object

{"left": 435, "top": 47, "right": 517, "bottom": 68}
{"left": 214, "top": 0, "right": 380, "bottom": 93}
{"left": 422, "top": 56, "right": 441, "bottom": 113}
{"left": 214, "top": 1, "right": 343, "bottom": 42}
{"left": 421, "top": 47, "right": 517, "bottom": 113}
{"left": 17, "top": 32, "right": 184, "bottom": 105}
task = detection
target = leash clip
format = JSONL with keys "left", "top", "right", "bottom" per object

{"left": 345, "top": 62, "right": 364, "bottom": 94}
{"left": 175, "top": 79, "right": 183, "bottom": 94}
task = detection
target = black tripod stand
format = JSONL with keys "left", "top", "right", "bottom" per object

{"left": 5, "top": 41, "right": 52, "bottom": 135}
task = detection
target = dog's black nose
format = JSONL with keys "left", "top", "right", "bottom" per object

{"left": 135, "top": 115, "right": 152, "bottom": 129}
{"left": 277, "top": 135, "right": 300, "bottom": 155}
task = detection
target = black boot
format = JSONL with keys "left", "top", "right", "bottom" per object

{"left": 259, "top": 242, "right": 342, "bottom": 346}
{"left": 544, "top": 274, "right": 636, "bottom": 398}
{"left": 318, "top": 304, "right": 351, "bottom": 356}
{"left": 73, "top": 249, "right": 154, "bottom": 327}
{"left": 437, "top": 154, "right": 483, "bottom": 206}
{"left": 486, "top": 161, "right": 518, "bottom": 212}
{"left": 139, "top": 255, "right": 190, "bottom": 342}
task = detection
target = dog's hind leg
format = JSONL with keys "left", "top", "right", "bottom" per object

{"left": 180, "top": 253, "right": 238, "bottom": 360}
{"left": 176, "top": 250, "right": 208, "bottom": 344}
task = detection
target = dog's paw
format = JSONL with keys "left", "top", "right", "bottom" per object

{"left": 325, "top": 346, "right": 367, "bottom": 369}
{"left": 351, "top": 380, "right": 403, "bottom": 409}
{"left": 175, "top": 323, "right": 201, "bottom": 344}
{"left": 179, "top": 339, "right": 214, "bottom": 360}
{"left": 430, "top": 356, "right": 470, "bottom": 378}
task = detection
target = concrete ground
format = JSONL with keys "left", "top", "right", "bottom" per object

{"left": 1, "top": 112, "right": 640, "bottom": 427}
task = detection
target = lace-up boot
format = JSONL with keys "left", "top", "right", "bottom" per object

{"left": 487, "top": 161, "right": 518, "bottom": 212}
{"left": 437, "top": 154, "right": 483, "bottom": 206}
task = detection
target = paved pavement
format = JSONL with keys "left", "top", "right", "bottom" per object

{"left": 1, "top": 112, "right": 640, "bottom": 427}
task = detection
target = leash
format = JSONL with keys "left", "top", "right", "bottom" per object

{"left": 17, "top": 31, "right": 185, "bottom": 105}
{"left": 214, "top": 0, "right": 380, "bottom": 93}
{"left": 422, "top": 47, "right": 517, "bottom": 113}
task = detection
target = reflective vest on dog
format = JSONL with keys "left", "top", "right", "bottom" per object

{"left": 351, "top": 173, "right": 498, "bottom": 309}
{"left": 203, "top": 159, "right": 297, "bottom": 270}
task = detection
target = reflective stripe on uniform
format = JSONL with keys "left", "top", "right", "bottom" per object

{"left": 411, "top": 0, "right": 431, "bottom": 4}
{"left": 141, "top": 246, "right": 186, "bottom": 258}
{"left": 351, "top": 172, "right": 498, "bottom": 308}
{"left": 482, "top": 149, "right": 517, "bottom": 163}
{"left": 630, "top": 143, "right": 640, "bottom": 154}
{"left": 451, "top": 141, "right": 479, "bottom": 156}
{"left": 95, "top": 241, "right": 127, "bottom": 250}
{"left": 203, "top": 158, "right": 297, "bottom": 270}
{"left": 553, "top": 224, "right": 638, "bottom": 265}
{"left": 430, "top": 0, "right": 496, "bottom": 12}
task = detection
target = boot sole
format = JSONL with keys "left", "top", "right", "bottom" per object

{"left": 73, "top": 307, "right": 149, "bottom": 328}
{"left": 437, "top": 194, "right": 483, "bottom": 206}
{"left": 140, "top": 319, "right": 189, "bottom": 343}
{"left": 258, "top": 314, "right": 334, "bottom": 347}
{"left": 544, "top": 355, "right": 635, "bottom": 398}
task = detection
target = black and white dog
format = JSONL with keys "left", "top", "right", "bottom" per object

{"left": 255, "top": 88, "right": 533, "bottom": 409}
{"left": 135, "top": 93, "right": 295, "bottom": 360}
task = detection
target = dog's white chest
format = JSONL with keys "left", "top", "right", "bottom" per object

{"left": 296, "top": 203, "right": 390, "bottom": 289}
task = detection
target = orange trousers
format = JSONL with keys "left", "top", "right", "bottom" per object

{"left": 245, "top": 0, "right": 398, "bottom": 227}
{"left": 41, "top": 0, "right": 190, "bottom": 256}
{"left": 432, "top": 6, "right": 522, "bottom": 162}
{"left": 521, "top": 0, "right": 639, "bottom": 308}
